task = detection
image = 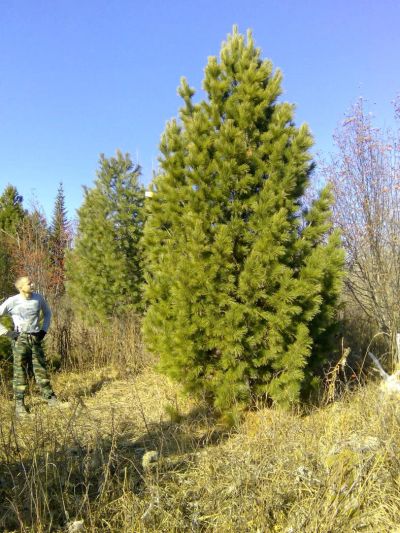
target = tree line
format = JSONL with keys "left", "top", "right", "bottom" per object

{"left": 1, "top": 28, "right": 397, "bottom": 417}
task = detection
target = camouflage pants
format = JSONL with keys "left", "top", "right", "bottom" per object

{"left": 13, "top": 333, "right": 54, "bottom": 400}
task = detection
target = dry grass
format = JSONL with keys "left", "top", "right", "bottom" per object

{"left": 45, "top": 309, "right": 148, "bottom": 374}
{"left": 1, "top": 362, "right": 400, "bottom": 532}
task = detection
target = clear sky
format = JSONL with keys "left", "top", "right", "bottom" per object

{"left": 1, "top": 0, "right": 399, "bottom": 220}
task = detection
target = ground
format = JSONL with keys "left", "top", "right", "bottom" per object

{"left": 1, "top": 366, "right": 400, "bottom": 532}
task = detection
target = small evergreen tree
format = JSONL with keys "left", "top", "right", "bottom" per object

{"left": 49, "top": 183, "right": 71, "bottom": 298}
{"left": 0, "top": 184, "right": 25, "bottom": 360}
{"left": 143, "top": 28, "right": 344, "bottom": 413}
{"left": 0, "top": 184, "right": 25, "bottom": 298}
{"left": 0, "top": 185, "right": 25, "bottom": 235}
{"left": 66, "top": 151, "right": 145, "bottom": 322}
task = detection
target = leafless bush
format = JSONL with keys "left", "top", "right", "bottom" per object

{"left": 12, "top": 207, "right": 54, "bottom": 297}
{"left": 324, "top": 97, "right": 400, "bottom": 363}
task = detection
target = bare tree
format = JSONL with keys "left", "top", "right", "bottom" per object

{"left": 325, "top": 97, "right": 400, "bottom": 355}
{"left": 11, "top": 208, "right": 53, "bottom": 297}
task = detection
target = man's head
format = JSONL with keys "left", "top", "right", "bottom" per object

{"left": 15, "top": 276, "right": 34, "bottom": 297}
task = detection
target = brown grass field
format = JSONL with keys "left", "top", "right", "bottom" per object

{"left": 1, "top": 351, "right": 400, "bottom": 531}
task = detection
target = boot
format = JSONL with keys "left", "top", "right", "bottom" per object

{"left": 15, "top": 399, "right": 29, "bottom": 417}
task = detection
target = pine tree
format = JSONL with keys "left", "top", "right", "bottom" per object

{"left": 143, "top": 28, "right": 344, "bottom": 413}
{"left": 0, "top": 184, "right": 25, "bottom": 298}
{"left": 0, "top": 185, "right": 25, "bottom": 360}
{"left": 66, "top": 151, "right": 145, "bottom": 322}
{"left": 49, "top": 183, "right": 71, "bottom": 298}
{"left": 0, "top": 185, "right": 25, "bottom": 234}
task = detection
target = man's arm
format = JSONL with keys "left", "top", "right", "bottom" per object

{"left": 0, "top": 298, "right": 15, "bottom": 338}
{"left": 40, "top": 296, "right": 52, "bottom": 332}
{"left": 0, "top": 298, "right": 10, "bottom": 317}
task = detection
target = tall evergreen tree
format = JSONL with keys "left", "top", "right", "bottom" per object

{"left": 143, "top": 28, "right": 344, "bottom": 413}
{"left": 49, "top": 183, "right": 71, "bottom": 297}
{"left": 66, "top": 151, "right": 145, "bottom": 321}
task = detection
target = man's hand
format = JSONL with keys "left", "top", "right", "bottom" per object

{"left": 36, "top": 330, "right": 47, "bottom": 341}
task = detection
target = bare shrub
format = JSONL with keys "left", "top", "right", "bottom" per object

{"left": 324, "top": 97, "right": 400, "bottom": 364}
{"left": 11, "top": 207, "right": 54, "bottom": 297}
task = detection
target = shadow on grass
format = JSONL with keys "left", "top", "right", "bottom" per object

{"left": 0, "top": 401, "right": 229, "bottom": 531}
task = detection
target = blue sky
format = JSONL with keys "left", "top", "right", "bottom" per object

{"left": 1, "top": 0, "right": 399, "bottom": 220}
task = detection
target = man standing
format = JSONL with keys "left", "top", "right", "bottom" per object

{"left": 0, "top": 276, "right": 58, "bottom": 415}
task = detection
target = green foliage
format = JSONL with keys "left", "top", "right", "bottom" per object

{"left": 0, "top": 184, "right": 25, "bottom": 360}
{"left": 0, "top": 239, "right": 13, "bottom": 300}
{"left": 143, "top": 28, "right": 345, "bottom": 412}
{"left": 0, "top": 184, "right": 25, "bottom": 299}
{"left": 0, "top": 184, "right": 25, "bottom": 235}
{"left": 0, "top": 315, "right": 13, "bottom": 363}
{"left": 66, "top": 151, "right": 145, "bottom": 322}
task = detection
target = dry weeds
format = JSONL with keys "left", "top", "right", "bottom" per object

{"left": 1, "top": 364, "right": 400, "bottom": 532}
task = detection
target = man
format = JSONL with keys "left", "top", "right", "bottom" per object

{"left": 0, "top": 276, "right": 58, "bottom": 415}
